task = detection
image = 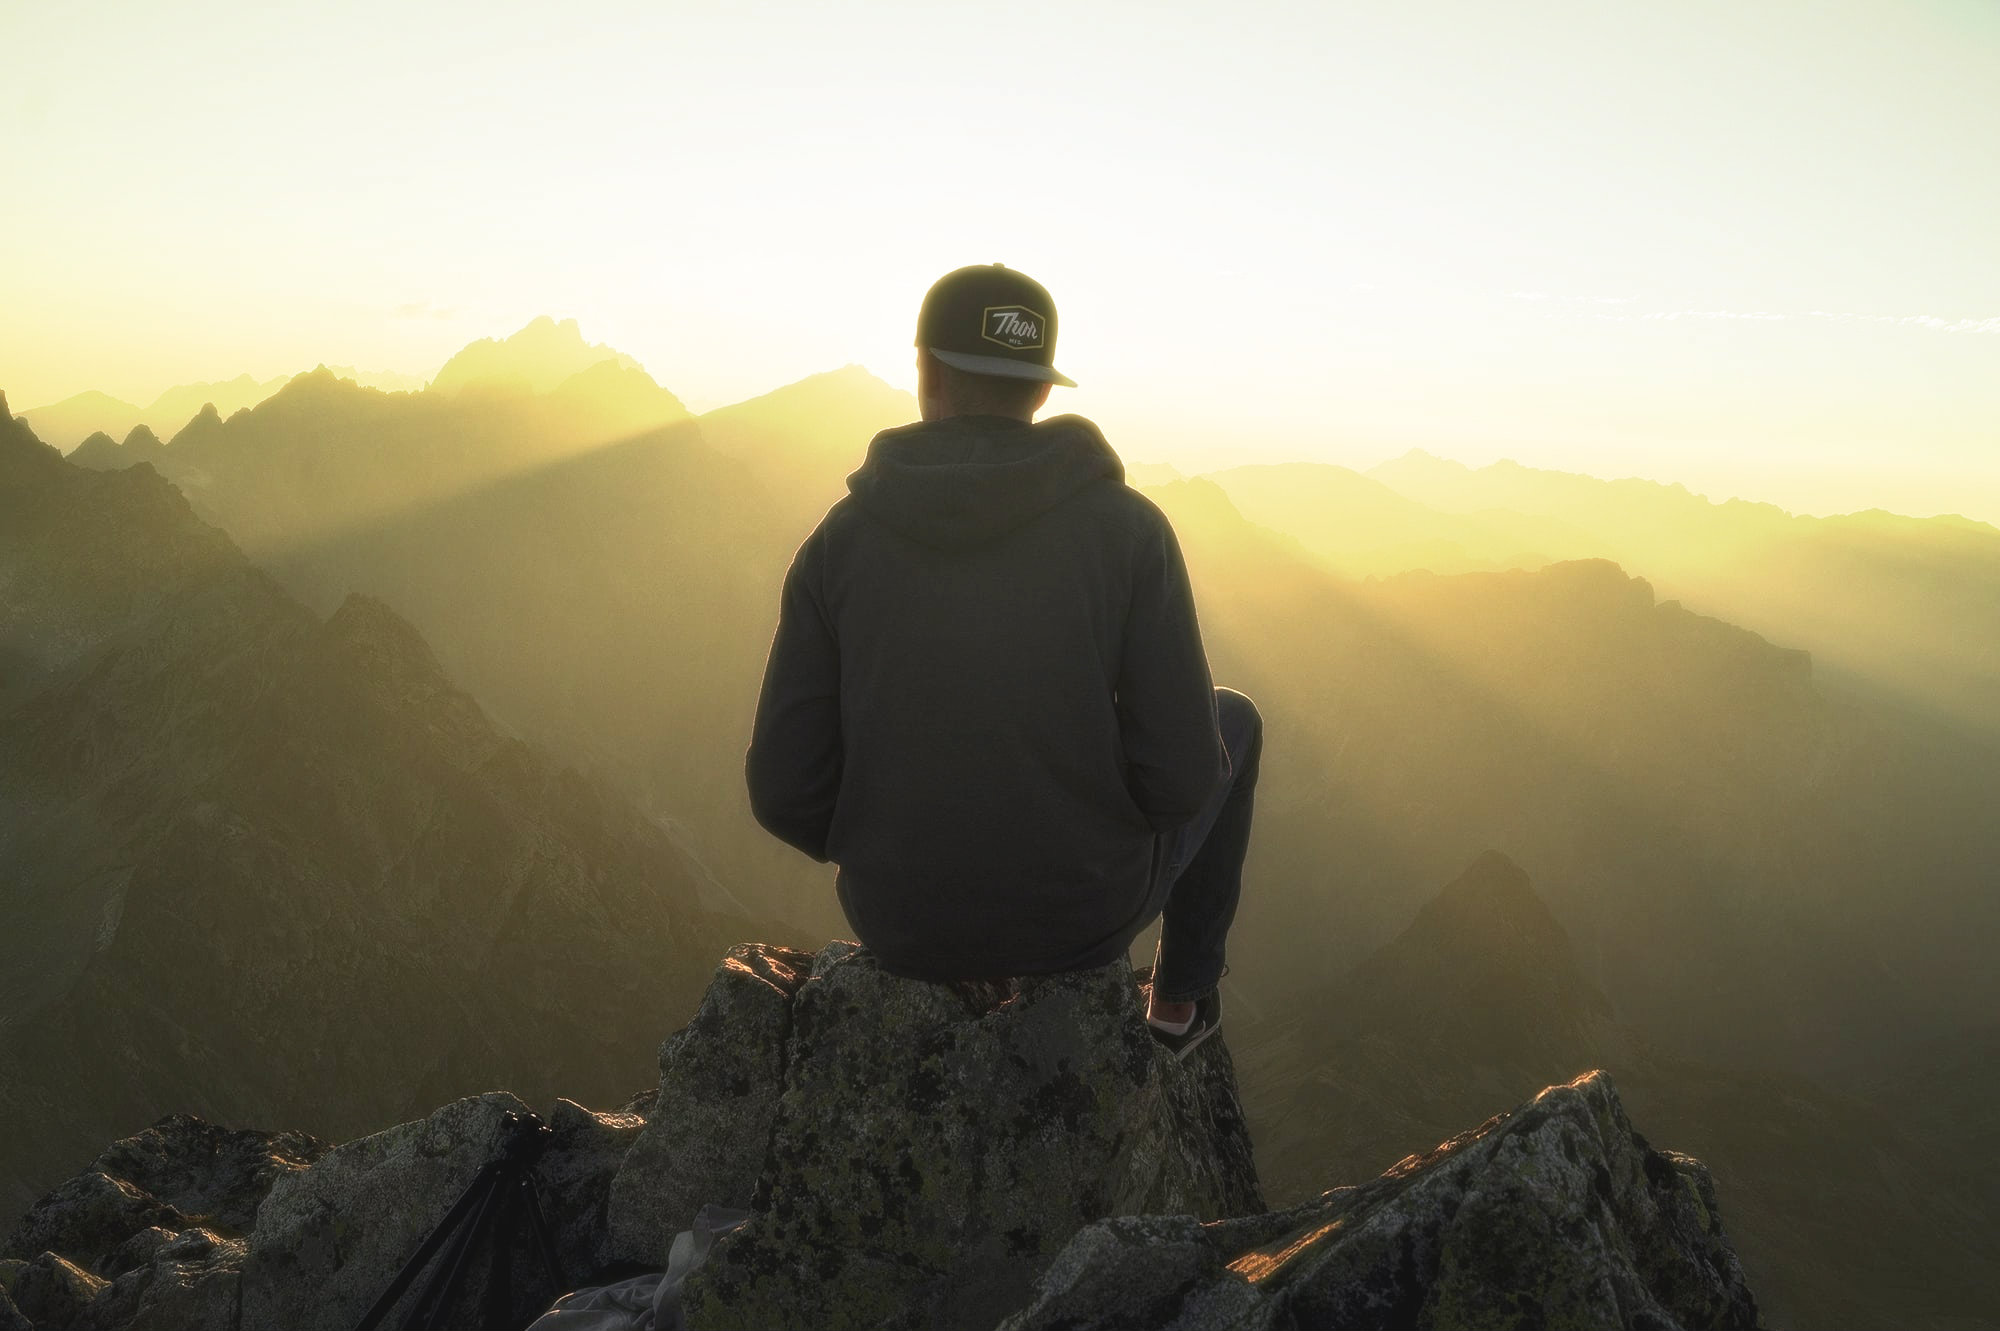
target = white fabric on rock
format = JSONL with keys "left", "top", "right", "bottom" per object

{"left": 528, "top": 1205, "right": 752, "bottom": 1331}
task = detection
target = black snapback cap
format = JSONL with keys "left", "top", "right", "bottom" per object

{"left": 915, "top": 263, "right": 1076, "bottom": 388}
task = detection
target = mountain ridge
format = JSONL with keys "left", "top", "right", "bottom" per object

{"left": 0, "top": 408, "right": 772, "bottom": 1220}
{"left": 1237, "top": 852, "right": 2000, "bottom": 1330}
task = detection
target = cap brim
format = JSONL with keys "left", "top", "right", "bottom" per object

{"left": 929, "top": 347, "right": 1076, "bottom": 388}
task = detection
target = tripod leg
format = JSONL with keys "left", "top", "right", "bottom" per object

{"left": 354, "top": 1163, "right": 499, "bottom": 1331}
{"left": 518, "top": 1175, "right": 568, "bottom": 1292}
{"left": 482, "top": 1179, "right": 519, "bottom": 1329}
{"left": 403, "top": 1171, "right": 502, "bottom": 1330}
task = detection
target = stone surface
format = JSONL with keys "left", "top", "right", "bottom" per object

{"left": 1, "top": 1174, "right": 187, "bottom": 1273}
{"left": 10, "top": 1251, "right": 107, "bottom": 1328}
{"left": 677, "top": 943, "right": 1264, "bottom": 1331}
{"left": 0, "top": 941, "right": 1764, "bottom": 1331}
{"left": 607, "top": 943, "right": 814, "bottom": 1265}
{"left": 3, "top": 1115, "right": 325, "bottom": 1286}
{"left": 997, "top": 1070, "right": 1760, "bottom": 1331}
{"left": 87, "top": 1232, "right": 244, "bottom": 1331}
{"left": 92, "top": 1117, "right": 327, "bottom": 1238}
{"left": 539, "top": 1098, "right": 647, "bottom": 1282}
{"left": 239, "top": 1092, "right": 559, "bottom": 1331}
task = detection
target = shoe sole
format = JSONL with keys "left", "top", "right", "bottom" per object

{"left": 1149, "top": 1017, "right": 1222, "bottom": 1061}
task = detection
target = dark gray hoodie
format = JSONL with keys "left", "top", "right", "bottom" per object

{"left": 746, "top": 412, "right": 1223, "bottom": 980}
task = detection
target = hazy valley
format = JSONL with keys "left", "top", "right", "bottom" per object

{"left": 7, "top": 320, "right": 1999, "bottom": 1326}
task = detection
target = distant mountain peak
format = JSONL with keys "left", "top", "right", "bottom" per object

{"left": 429, "top": 317, "right": 641, "bottom": 398}
{"left": 1409, "top": 850, "right": 1558, "bottom": 940}
{"left": 323, "top": 592, "right": 447, "bottom": 675}
{"left": 65, "top": 431, "right": 128, "bottom": 470}
{"left": 121, "top": 424, "right": 163, "bottom": 451}
{"left": 1339, "top": 851, "right": 1613, "bottom": 1035}
{"left": 1444, "top": 847, "right": 1533, "bottom": 895}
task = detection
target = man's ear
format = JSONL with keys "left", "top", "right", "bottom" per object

{"left": 1031, "top": 381, "right": 1053, "bottom": 415}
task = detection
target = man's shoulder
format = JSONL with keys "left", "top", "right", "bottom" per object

{"left": 819, "top": 475, "right": 1170, "bottom": 546}
{"left": 1073, "top": 476, "right": 1177, "bottom": 543}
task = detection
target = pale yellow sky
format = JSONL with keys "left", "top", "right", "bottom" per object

{"left": 4, "top": 0, "right": 1996, "bottom": 520}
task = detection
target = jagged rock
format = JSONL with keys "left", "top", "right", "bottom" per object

{"left": 81, "top": 1230, "right": 244, "bottom": 1331}
{"left": 66, "top": 431, "right": 125, "bottom": 470}
{"left": 997, "top": 1070, "right": 1759, "bottom": 1331}
{"left": 1, "top": 1175, "right": 186, "bottom": 1273}
{"left": 239, "top": 1092, "right": 563, "bottom": 1331}
{"left": 10, "top": 1251, "right": 107, "bottom": 1328}
{"left": 675, "top": 942, "right": 1263, "bottom": 1331}
{"left": 100, "top": 1229, "right": 175, "bottom": 1283}
{"left": 607, "top": 943, "right": 815, "bottom": 1264}
{"left": 3, "top": 1116, "right": 325, "bottom": 1277}
{"left": 539, "top": 1099, "right": 647, "bottom": 1281}
{"left": 1, "top": 942, "right": 1761, "bottom": 1331}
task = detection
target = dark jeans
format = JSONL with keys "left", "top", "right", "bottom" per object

{"left": 1146, "top": 686, "right": 1263, "bottom": 1004}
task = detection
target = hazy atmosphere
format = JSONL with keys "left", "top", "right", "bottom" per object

{"left": 6, "top": 0, "right": 1998, "bottom": 518}
{"left": 4, "top": 3, "right": 1997, "bottom": 1330}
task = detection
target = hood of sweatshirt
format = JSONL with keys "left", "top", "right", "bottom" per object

{"left": 845, "top": 413, "right": 1125, "bottom": 552}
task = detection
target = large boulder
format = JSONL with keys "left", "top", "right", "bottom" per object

{"left": 673, "top": 942, "right": 1263, "bottom": 1331}
{"left": 607, "top": 943, "right": 816, "bottom": 1263}
{"left": 0, "top": 1114, "right": 322, "bottom": 1331}
{"left": 997, "top": 1070, "right": 1761, "bottom": 1331}
{"left": 0, "top": 942, "right": 1764, "bottom": 1331}
{"left": 538, "top": 1099, "right": 648, "bottom": 1281}
{"left": 2, "top": 1116, "right": 324, "bottom": 1273}
{"left": 239, "top": 1092, "right": 562, "bottom": 1331}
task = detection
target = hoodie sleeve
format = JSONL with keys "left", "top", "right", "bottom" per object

{"left": 746, "top": 528, "right": 843, "bottom": 862}
{"left": 1116, "top": 515, "right": 1225, "bottom": 831}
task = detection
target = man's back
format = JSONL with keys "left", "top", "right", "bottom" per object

{"left": 746, "top": 410, "right": 1223, "bottom": 980}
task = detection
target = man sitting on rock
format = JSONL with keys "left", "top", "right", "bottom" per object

{"left": 746, "top": 262, "right": 1260, "bottom": 1056}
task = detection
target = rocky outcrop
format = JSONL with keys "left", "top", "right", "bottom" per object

{"left": 1, "top": 942, "right": 1265, "bottom": 1331}
{"left": 662, "top": 944, "right": 1262, "bottom": 1331}
{"left": 0, "top": 1115, "right": 321, "bottom": 1331}
{"left": 1, "top": 1116, "right": 324, "bottom": 1272}
{"left": 1000, "top": 1070, "right": 1758, "bottom": 1331}
{"left": 1, "top": 945, "right": 1759, "bottom": 1331}
{"left": 242, "top": 1093, "right": 550, "bottom": 1331}
{"left": 606, "top": 944, "right": 816, "bottom": 1260}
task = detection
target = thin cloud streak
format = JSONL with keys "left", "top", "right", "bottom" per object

{"left": 1506, "top": 292, "right": 2000, "bottom": 332}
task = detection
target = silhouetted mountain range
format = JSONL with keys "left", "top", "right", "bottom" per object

{"left": 18, "top": 369, "right": 424, "bottom": 452}
{"left": 1212, "top": 450, "right": 2000, "bottom": 738}
{"left": 1147, "top": 476, "right": 2000, "bottom": 1077}
{"left": 6, "top": 321, "right": 1998, "bottom": 1324}
{"left": 427, "top": 315, "right": 642, "bottom": 397}
{"left": 0, "top": 394, "right": 769, "bottom": 1219}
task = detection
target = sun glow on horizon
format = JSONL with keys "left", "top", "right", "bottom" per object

{"left": 5, "top": 0, "right": 1997, "bottom": 521}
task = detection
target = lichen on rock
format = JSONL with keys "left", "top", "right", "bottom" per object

{"left": 997, "top": 1070, "right": 1761, "bottom": 1331}
{"left": 676, "top": 941, "right": 1263, "bottom": 1331}
{"left": 0, "top": 942, "right": 1763, "bottom": 1331}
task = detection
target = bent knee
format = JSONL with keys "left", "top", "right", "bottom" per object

{"left": 1214, "top": 686, "right": 1263, "bottom": 749}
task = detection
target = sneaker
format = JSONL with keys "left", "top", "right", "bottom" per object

{"left": 1148, "top": 988, "right": 1222, "bottom": 1060}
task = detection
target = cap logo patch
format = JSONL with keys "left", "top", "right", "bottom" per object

{"left": 982, "top": 305, "right": 1046, "bottom": 350}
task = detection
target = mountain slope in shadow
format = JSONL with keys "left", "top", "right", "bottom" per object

{"left": 1341, "top": 450, "right": 2000, "bottom": 737}
{"left": 0, "top": 396, "right": 766, "bottom": 1220}
{"left": 1235, "top": 850, "right": 2000, "bottom": 1331}
{"left": 1144, "top": 477, "right": 2000, "bottom": 1079}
